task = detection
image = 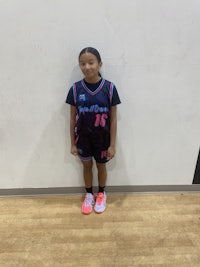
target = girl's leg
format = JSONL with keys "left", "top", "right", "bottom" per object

{"left": 82, "top": 160, "right": 93, "bottom": 188}
{"left": 81, "top": 160, "right": 94, "bottom": 215}
{"left": 96, "top": 162, "right": 107, "bottom": 188}
{"left": 94, "top": 162, "right": 107, "bottom": 213}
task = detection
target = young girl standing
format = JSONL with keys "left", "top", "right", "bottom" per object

{"left": 66, "top": 47, "right": 121, "bottom": 214}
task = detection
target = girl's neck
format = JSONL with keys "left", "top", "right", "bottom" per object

{"left": 84, "top": 76, "right": 101, "bottom": 84}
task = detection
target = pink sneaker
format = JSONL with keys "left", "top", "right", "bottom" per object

{"left": 94, "top": 192, "right": 107, "bottom": 213}
{"left": 82, "top": 193, "right": 94, "bottom": 215}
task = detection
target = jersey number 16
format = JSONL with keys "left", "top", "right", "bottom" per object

{"left": 94, "top": 113, "right": 108, "bottom": 127}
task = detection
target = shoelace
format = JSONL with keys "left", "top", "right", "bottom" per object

{"left": 85, "top": 194, "right": 93, "bottom": 206}
{"left": 96, "top": 193, "right": 104, "bottom": 205}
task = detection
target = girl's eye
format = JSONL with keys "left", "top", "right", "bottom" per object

{"left": 80, "top": 61, "right": 95, "bottom": 67}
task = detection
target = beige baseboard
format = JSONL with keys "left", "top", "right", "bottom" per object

{"left": 0, "top": 185, "right": 200, "bottom": 197}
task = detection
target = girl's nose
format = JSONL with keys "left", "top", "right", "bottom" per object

{"left": 85, "top": 63, "right": 90, "bottom": 69}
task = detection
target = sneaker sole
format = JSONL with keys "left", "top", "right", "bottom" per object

{"left": 94, "top": 207, "right": 106, "bottom": 214}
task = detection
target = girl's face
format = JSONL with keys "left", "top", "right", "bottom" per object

{"left": 79, "top": 52, "right": 102, "bottom": 83}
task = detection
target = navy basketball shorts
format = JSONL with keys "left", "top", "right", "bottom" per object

{"left": 76, "top": 131, "right": 110, "bottom": 163}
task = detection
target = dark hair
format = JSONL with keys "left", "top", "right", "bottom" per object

{"left": 79, "top": 47, "right": 102, "bottom": 63}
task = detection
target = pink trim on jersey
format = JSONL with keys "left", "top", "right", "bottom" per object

{"left": 81, "top": 79, "right": 105, "bottom": 96}
{"left": 75, "top": 135, "right": 79, "bottom": 144}
{"left": 109, "top": 83, "right": 114, "bottom": 104}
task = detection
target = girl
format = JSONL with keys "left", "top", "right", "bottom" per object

{"left": 66, "top": 47, "right": 121, "bottom": 214}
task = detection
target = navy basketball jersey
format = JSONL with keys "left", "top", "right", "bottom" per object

{"left": 72, "top": 79, "right": 115, "bottom": 136}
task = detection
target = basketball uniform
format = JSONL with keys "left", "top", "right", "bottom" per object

{"left": 66, "top": 78, "right": 121, "bottom": 163}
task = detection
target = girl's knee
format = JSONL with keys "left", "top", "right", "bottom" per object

{"left": 82, "top": 160, "right": 93, "bottom": 170}
{"left": 96, "top": 162, "right": 106, "bottom": 170}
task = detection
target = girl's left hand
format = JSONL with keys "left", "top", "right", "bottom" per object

{"left": 107, "top": 146, "right": 115, "bottom": 160}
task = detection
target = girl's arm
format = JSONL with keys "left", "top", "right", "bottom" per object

{"left": 107, "top": 106, "right": 117, "bottom": 160}
{"left": 70, "top": 105, "right": 78, "bottom": 155}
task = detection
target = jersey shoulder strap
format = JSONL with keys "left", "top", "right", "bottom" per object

{"left": 109, "top": 81, "right": 114, "bottom": 104}
{"left": 72, "top": 83, "right": 77, "bottom": 104}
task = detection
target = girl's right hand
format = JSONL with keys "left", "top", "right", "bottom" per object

{"left": 71, "top": 145, "right": 78, "bottom": 156}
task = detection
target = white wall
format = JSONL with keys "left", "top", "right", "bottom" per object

{"left": 0, "top": 0, "right": 200, "bottom": 188}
